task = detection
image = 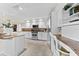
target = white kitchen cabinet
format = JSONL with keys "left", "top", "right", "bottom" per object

{"left": 25, "top": 32, "right": 32, "bottom": 39}
{"left": 62, "top": 4, "right": 79, "bottom": 24}
{"left": 38, "top": 19, "right": 46, "bottom": 28}
{"left": 42, "top": 32, "right": 47, "bottom": 40}
{"left": 0, "top": 39, "right": 15, "bottom": 56}
{"left": 38, "top": 32, "right": 47, "bottom": 40}
{"left": 15, "top": 35, "right": 25, "bottom": 55}
{"left": 24, "top": 32, "right": 28, "bottom": 39}
{"left": 38, "top": 32, "right": 41, "bottom": 40}
{"left": 0, "top": 35, "right": 25, "bottom": 56}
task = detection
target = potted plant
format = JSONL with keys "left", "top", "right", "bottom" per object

{"left": 2, "top": 20, "right": 13, "bottom": 34}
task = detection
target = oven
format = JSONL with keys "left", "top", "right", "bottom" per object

{"left": 32, "top": 25, "right": 38, "bottom": 40}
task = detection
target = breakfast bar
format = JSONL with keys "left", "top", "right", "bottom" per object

{"left": 54, "top": 33, "right": 79, "bottom": 56}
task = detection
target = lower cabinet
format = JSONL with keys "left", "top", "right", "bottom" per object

{"left": 38, "top": 32, "right": 47, "bottom": 40}
{"left": 24, "top": 32, "right": 47, "bottom": 40}
{"left": 0, "top": 39, "right": 15, "bottom": 56}
{"left": 15, "top": 35, "right": 25, "bottom": 55}
{"left": 25, "top": 32, "right": 32, "bottom": 39}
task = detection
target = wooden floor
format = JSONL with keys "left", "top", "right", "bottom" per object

{"left": 20, "top": 39, "right": 52, "bottom": 56}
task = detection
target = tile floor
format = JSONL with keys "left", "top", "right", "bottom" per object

{"left": 20, "top": 39, "right": 52, "bottom": 56}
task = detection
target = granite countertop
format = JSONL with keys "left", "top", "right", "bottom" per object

{"left": 54, "top": 33, "right": 79, "bottom": 56}
{"left": 0, "top": 32, "right": 25, "bottom": 39}
{"left": 0, "top": 34, "right": 15, "bottom": 39}
{"left": 22, "top": 28, "right": 48, "bottom": 32}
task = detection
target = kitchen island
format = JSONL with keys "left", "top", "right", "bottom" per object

{"left": 0, "top": 32, "right": 25, "bottom": 56}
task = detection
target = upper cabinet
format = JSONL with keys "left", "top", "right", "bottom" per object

{"left": 21, "top": 19, "right": 47, "bottom": 28}
{"left": 63, "top": 3, "right": 73, "bottom": 11}
{"left": 62, "top": 3, "right": 79, "bottom": 24}
{"left": 38, "top": 19, "right": 46, "bottom": 28}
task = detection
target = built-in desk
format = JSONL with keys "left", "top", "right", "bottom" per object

{"left": 54, "top": 33, "right": 79, "bottom": 56}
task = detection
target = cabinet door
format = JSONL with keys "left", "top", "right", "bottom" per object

{"left": 38, "top": 32, "right": 47, "bottom": 40}
{"left": 29, "top": 32, "right": 32, "bottom": 39}
{"left": 15, "top": 35, "right": 25, "bottom": 55}
{"left": 0, "top": 39, "right": 15, "bottom": 56}
{"left": 25, "top": 32, "right": 32, "bottom": 39}
{"left": 42, "top": 32, "right": 47, "bottom": 40}
{"left": 25, "top": 32, "right": 29, "bottom": 39}
{"left": 38, "top": 32, "right": 42, "bottom": 40}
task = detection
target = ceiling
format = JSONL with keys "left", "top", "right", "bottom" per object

{"left": 0, "top": 3, "right": 57, "bottom": 20}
